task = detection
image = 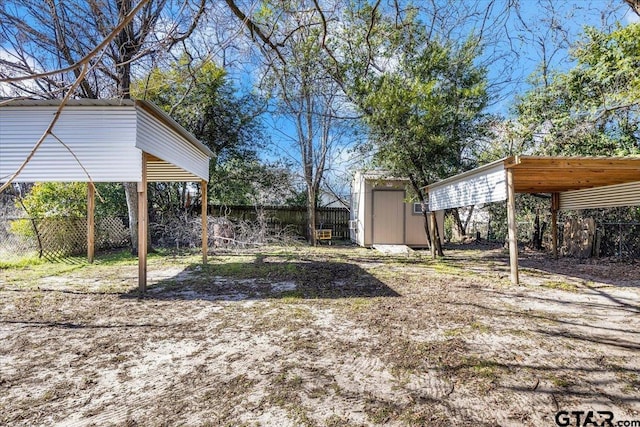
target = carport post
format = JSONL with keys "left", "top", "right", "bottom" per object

{"left": 138, "top": 153, "right": 148, "bottom": 294}
{"left": 201, "top": 180, "right": 208, "bottom": 264}
{"left": 551, "top": 192, "right": 559, "bottom": 259}
{"left": 87, "top": 182, "right": 95, "bottom": 263}
{"left": 506, "top": 168, "right": 519, "bottom": 284}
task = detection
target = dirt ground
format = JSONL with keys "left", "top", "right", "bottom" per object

{"left": 0, "top": 244, "right": 639, "bottom": 426}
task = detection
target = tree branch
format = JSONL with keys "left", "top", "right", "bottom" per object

{"left": 0, "top": 0, "right": 151, "bottom": 84}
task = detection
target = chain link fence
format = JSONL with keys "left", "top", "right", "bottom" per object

{"left": 466, "top": 219, "right": 640, "bottom": 259}
{"left": 1, "top": 210, "right": 302, "bottom": 262}
{"left": 599, "top": 222, "right": 640, "bottom": 259}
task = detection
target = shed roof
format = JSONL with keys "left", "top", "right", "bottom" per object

{"left": 355, "top": 170, "right": 410, "bottom": 182}
{"left": 0, "top": 99, "right": 212, "bottom": 183}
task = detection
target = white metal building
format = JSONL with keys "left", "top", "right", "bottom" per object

{"left": 0, "top": 99, "right": 214, "bottom": 292}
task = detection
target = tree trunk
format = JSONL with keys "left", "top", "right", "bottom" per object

{"left": 307, "top": 186, "right": 317, "bottom": 246}
{"left": 408, "top": 174, "right": 444, "bottom": 256}
{"left": 117, "top": 0, "right": 148, "bottom": 254}
{"left": 451, "top": 208, "right": 464, "bottom": 240}
{"left": 532, "top": 212, "right": 546, "bottom": 250}
{"left": 124, "top": 182, "right": 139, "bottom": 255}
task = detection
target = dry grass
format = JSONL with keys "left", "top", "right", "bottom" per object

{"left": 0, "top": 244, "right": 639, "bottom": 426}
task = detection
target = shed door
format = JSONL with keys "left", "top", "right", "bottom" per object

{"left": 372, "top": 190, "right": 405, "bottom": 244}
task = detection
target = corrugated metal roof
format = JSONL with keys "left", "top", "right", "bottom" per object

{"left": 0, "top": 106, "right": 141, "bottom": 182}
{"left": 428, "top": 161, "right": 507, "bottom": 211}
{"left": 0, "top": 98, "right": 135, "bottom": 107}
{"left": 0, "top": 98, "right": 214, "bottom": 159}
{"left": 137, "top": 108, "right": 209, "bottom": 181}
{"left": 560, "top": 181, "right": 640, "bottom": 210}
{"left": 424, "top": 158, "right": 506, "bottom": 192}
{"left": 0, "top": 98, "right": 212, "bottom": 183}
{"left": 135, "top": 100, "right": 213, "bottom": 158}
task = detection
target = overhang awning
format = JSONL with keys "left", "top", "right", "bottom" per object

{"left": 0, "top": 98, "right": 213, "bottom": 293}
{"left": 426, "top": 155, "right": 640, "bottom": 211}
{"left": 425, "top": 155, "right": 640, "bottom": 285}
{"left": 504, "top": 156, "right": 640, "bottom": 193}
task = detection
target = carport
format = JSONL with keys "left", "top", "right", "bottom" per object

{"left": 426, "top": 156, "right": 640, "bottom": 284}
{"left": 0, "top": 99, "right": 213, "bottom": 292}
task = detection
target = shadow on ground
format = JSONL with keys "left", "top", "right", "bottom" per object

{"left": 442, "top": 241, "right": 640, "bottom": 288}
{"left": 123, "top": 257, "right": 401, "bottom": 301}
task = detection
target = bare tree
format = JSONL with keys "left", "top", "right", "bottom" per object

{"left": 0, "top": 0, "right": 206, "bottom": 253}
{"left": 222, "top": 1, "right": 353, "bottom": 245}
{"left": 626, "top": 0, "right": 640, "bottom": 15}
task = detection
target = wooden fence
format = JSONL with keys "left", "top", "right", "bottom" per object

{"left": 207, "top": 205, "right": 351, "bottom": 240}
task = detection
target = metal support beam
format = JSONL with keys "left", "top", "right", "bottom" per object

{"left": 201, "top": 180, "right": 208, "bottom": 265}
{"left": 551, "top": 192, "right": 560, "bottom": 259}
{"left": 506, "top": 168, "right": 519, "bottom": 284}
{"left": 138, "top": 153, "right": 148, "bottom": 294}
{"left": 87, "top": 182, "right": 95, "bottom": 263}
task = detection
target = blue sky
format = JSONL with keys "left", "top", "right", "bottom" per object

{"left": 2, "top": 0, "right": 636, "bottom": 198}
{"left": 226, "top": 1, "right": 639, "bottom": 195}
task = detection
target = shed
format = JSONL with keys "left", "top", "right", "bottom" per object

{"left": 426, "top": 156, "right": 640, "bottom": 284}
{"left": 350, "top": 171, "right": 444, "bottom": 248}
{"left": 0, "top": 98, "right": 214, "bottom": 292}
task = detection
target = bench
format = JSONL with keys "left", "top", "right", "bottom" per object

{"left": 314, "top": 229, "right": 332, "bottom": 244}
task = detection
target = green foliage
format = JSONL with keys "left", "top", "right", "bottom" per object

{"left": 209, "top": 157, "right": 297, "bottom": 206}
{"left": 19, "top": 182, "right": 87, "bottom": 218}
{"left": 134, "top": 58, "right": 265, "bottom": 165}
{"left": 95, "top": 183, "right": 128, "bottom": 218}
{"left": 9, "top": 218, "right": 35, "bottom": 238}
{"left": 513, "top": 23, "right": 640, "bottom": 156}
{"left": 16, "top": 182, "right": 127, "bottom": 220}
{"left": 354, "top": 29, "right": 489, "bottom": 186}
{"left": 134, "top": 58, "right": 296, "bottom": 207}
{"left": 0, "top": 253, "right": 44, "bottom": 269}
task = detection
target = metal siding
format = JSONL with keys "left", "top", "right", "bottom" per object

{"left": 350, "top": 173, "right": 360, "bottom": 244}
{"left": 0, "top": 106, "right": 141, "bottom": 182}
{"left": 136, "top": 108, "right": 209, "bottom": 181}
{"left": 147, "top": 159, "right": 200, "bottom": 182}
{"left": 429, "top": 163, "right": 507, "bottom": 211}
{"left": 560, "top": 181, "right": 640, "bottom": 210}
{"left": 360, "top": 174, "right": 372, "bottom": 246}
{"left": 353, "top": 172, "right": 367, "bottom": 246}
